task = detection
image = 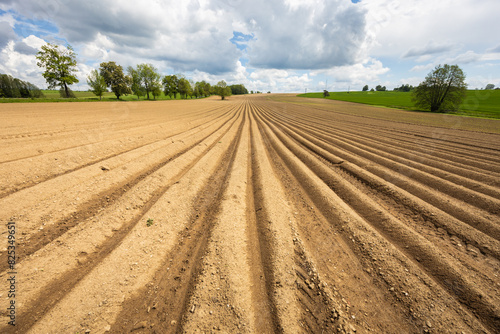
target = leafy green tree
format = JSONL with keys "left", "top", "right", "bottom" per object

{"left": 215, "top": 80, "right": 231, "bottom": 100}
{"left": 0, "top": 74, "right": 44, "bottom": 98}
{"left": 100, "top": 61, "right": 131, "bottom": 99}
{"left": 201, "top": 81, "right": 211, "bottom": 97}
{"left": 394, "top": 84, "right": 413, "bottom": 92}
{"left": 137, "top": 63, "right": 161, "bottom": 100}
{"left": 178, "top": 77, "right": 192, "bottom": 99}
{"left": 375, "top": 85, "right": 386, "bottom": 91}
{"left": 36, "top": 43, "right": 79, "bottom": 98}
{"left": 162, "top": 74, "right": 179, "bottom": 99}
{"left": 193, "top": 82, "right": 201, "bottom": 98}
{"left": 188, "top": 80, "right": 195, "bottom": 98}
{"left": 412, "top": 64, "right": 467, "bottom": 112}
{"left": 127, "top": 66, "right": 144, "bottom": 100}
{"left": 362, "top": 85, "right": 369, "bottom": 91}
{"left": 485, "top": 83, "right": 495, "bottom": 90}
{"left": 87, "top": 69, "right": 107, "bottom": 100}
{"left": 28, "top": 82, "right": 44, "bottom": 98}
{"left": 0, "top": 74, "right": 14, "bottom": 97}
{"left": 229, "top": 84, "right": 248, "bottom": 95}
{"left": 323, "top": 90, "right": 330, "bottom": 97}
{"left": 151, "top": 81, "right": 162, "bottom": 100}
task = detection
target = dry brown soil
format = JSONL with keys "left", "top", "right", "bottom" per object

{"left": 0, "top": 95, "right": 499, "bottom": 334}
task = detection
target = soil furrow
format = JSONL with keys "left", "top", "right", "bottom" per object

{"left": 0, "top": 107, "right": 244, "bottom": 334}
{"left": 252, "top": 103, "right": 498, "bottom": 333}
{"left": 108, "top": 105, "right": 245, "bottom": 334}
{"left": 263, "top": 101, "right": 500, "bottom": 172}
{"left": 0, "top": 110, "right": 239, "bottom": 270}
{"left": 260, "top": 109, "right": 500, "bottom": 242}
{"left": 1, "top": 95, "right": 498, "bottom": 333}
{"left": 260, "top": 105, "right": 500, "bottom": 210}
{"left": 0, "top": 104, "right": 235, "bottom": 198}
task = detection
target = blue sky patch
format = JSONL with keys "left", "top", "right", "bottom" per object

{"left": 230, "top": 31, "right": 254, "bottom": 51}
{"left": 10, "top": 11, "right": 59, "bottom": 39}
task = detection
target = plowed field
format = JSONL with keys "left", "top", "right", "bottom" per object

{"left": 1, "top": 95, "right": 499, "bottom": 333}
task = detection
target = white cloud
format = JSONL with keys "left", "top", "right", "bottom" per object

{"left": 487, "top": 45, "right": 500, "bottom": 53}
{"left": 362, "top": 0, "right": 500, "bottom": 59}
{"left": 239, "top": 0, "right": 368, "bottom": 69}
{"left": 316, "top": 58, "right": 389, "bottom": 86}
{"left": 0, "top": 40, "right": 44, "bottom": 87}
{"left": 403, "top": 40, "right": 457, "bottom": 58}
{"left": 0, "top": 21, "right": 17, "bottom": 49}
{"left": 0, "top": 0, "right": 498, "bottom": 93}
{"left": 410, "top": 63, "right": 434, "bottom": 72}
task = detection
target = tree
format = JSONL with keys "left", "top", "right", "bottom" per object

{"left": 178, "top": 77, "right": 192, "bottom": 99}
{"left": 394, "top": 84, "right": 413, "bottom": 92}
{"left": 188, "top": 80, "right": 195, "bottom": 98}
{"left": 127, "top": 66, "right": 144, "bottom": 100}
{"left": 215, "top": 80, "right": 231, "bottom": 100}
{"left": 412, "top": 64, "right": 467, "bottom": 112}
{"left": 87, "top": 69, "right": 107, "bottom": 100}
{"left": 151, "top": 81, "right": 162, "bottom": 100}
{"left": 162, "top": 75, "right": 179, "bottom": 99}
{"left": 36, "top": 43, "right": 79, "bottom": 98}
{"left": 0, "top": 74, "right": 44, "bottom": 98}
{"left": 362, "top": 85, "right": 369, "bottom": 91}
{"left": 200, "top": 81, "right": 211, "bottom": 97}
{"left": 229, "top": 84, "right": 248, "bottom": 95}
{"left": 323, "top": 90, "right": 330, "bottom": 97}
{"left": 194, "top": 81, "right": 202, "bottom": 98}
{"left": 138, "top": 63, "right": 161, "bottom": 100}
{"left": 485, "top": 83, "right": 495, "bottom": 90}
{"left": 100, "top": 61, "right": 131, "bottom": 99}
{"left": 375, "top": 85, "right": 386, "bottom": 91}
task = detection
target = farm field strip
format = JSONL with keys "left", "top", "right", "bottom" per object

{"left": 252, "top": 100, "right": 500, "bottom": 329}
{"left": 0, "top": 95, "right": 498, "bottom": 333}
{"left": 255, "top": 102, "right": 500, "bottom": 243}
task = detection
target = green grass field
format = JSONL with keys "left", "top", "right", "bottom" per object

{"left": 0, "top": 90, "right": 189, "bottom": 103}
{"left": 298, "top": 90, "right": 500, "bottom": 119}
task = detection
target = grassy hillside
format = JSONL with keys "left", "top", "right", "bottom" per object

{"left": 298, "top": 90, "right": 500, "bottom": 119}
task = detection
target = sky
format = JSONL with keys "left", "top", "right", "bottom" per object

{"left": 0, "top": 0, "right": 499, "bottom": 93}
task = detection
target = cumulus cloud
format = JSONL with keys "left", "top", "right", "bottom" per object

{"left": 4, "top": 0, "right": 241, "bottom": 74}
{"left": 0, "top": 0, "right": 498, "bottom": 92}
{"left": 236, "top": 0, "right": 368, "bottom": 69}
{"left": 0, "top": 21, "right": 16, "bottom": 49}
{"left": 316, "top": 58, "right": 389, "bottom": 85}
{"left": 403, "top": 41, "right": 456, "bottom": 58}
{"left": 14, "top": 41, "right": 37, "bottom": 54}
{"left": 1, "top": 0, "right": 371, "bottom": 78}
{"left": 0, "top": 41, "right": 44, "bottom": 86}
{"left": 362, "top": 0, "right": 500, "bottom": 59}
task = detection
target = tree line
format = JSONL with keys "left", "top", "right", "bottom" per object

{"left": 35, "top": 43, "right": 247, "bottom": 101}
{"left": 0, "top": 74, "right": 44, "bottom": 98}
{"left": 362, "top": 84, "right": 413, "bottom": 92}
